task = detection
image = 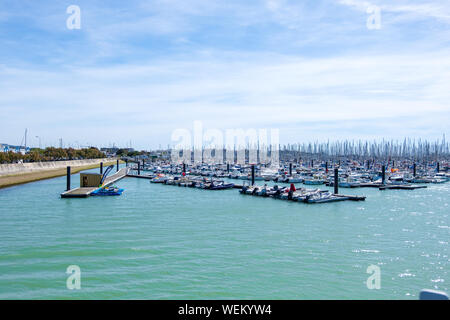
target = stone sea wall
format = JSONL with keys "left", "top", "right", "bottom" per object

{"left": 0, "top": 158, "right": 115, "bottom": 176}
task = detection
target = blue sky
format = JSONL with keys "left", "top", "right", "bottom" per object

{"left": 0, "top": 0, "right": 449, "bottom": 149}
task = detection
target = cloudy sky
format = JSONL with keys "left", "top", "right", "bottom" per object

{"left": 0, "top": 0, "right": 449, "bottom": 149}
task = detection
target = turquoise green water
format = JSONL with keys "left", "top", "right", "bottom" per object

{"left": 0, "top": 166, "right": 448, "bottom": 299}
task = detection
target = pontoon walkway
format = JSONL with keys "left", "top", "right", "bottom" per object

{"left": 61, "top": 167, "right": 129, "bottom": 198}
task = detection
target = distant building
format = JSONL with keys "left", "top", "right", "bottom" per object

{"left": 0, "top": 143, "right": 29, "bottom": 154}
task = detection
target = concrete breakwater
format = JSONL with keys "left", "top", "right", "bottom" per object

{"left": 0, "top": 158, "right": 114, "bottom": 176}
{"left": 0, "top": 158, "right": 122, "bottom": 189}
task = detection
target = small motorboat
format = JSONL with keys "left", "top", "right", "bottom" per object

{"left": 304, "top": 176, "right": 326, "bottom": 185}
{"left": 91, "top": 186, "right": 124, "bottom": 196}
{"left": 287, "top": 176, "right": 303, "bottom": 183}
{"left": 209, "top": 182, "right": 235, "bottom": 190}
{"left": 151, "top": 174, "right": 168, "bottom": 183}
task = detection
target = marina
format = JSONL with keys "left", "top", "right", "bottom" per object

{"left": 121, "top": 158, "right": 447, "bottom": 198}
{"left": 55, "top": 156, "right": 441, "bottom": 207}
{"left": 134, "top": 172, "right": 367, "bottom": 204}
{"left": 126, "top": 159, "right": 445, "bottom": 189}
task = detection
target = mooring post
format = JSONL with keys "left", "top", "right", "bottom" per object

{"left": 251, "top": 164, "right": 255, "bottom": 186}
{"left": 183, "top": 162, "right": 186, "bottom": 174}
{"left": 334, "top": 168, "right": 339, "bottom": 195}
{"left": 227, "top": 163, "right": 230, "bottom": 173}
{"left": 437, "top": 162, "right": 440, "bottom": 172}
{"left": 367, "top": 160, "right": 370, "bottom": 170}
{"left": 413, "top": 163, "right": 416, "bottom": 177}
{"left": 138, "top": 162, "right": 141, "bottom": 175}
{"left": 125, "top": 159, "right": 128, "bottom": 167}
{"left": 382, "top": 165, "right": 386, "bottom": 185}
{"left": 100, "top": 162, "right": 103, "bottom": 174}
{"left": 66, "top": 166, "right": 71, "bottom": 191}
{"left": 325, "top": 161, "right": 328, "bottom": 173}
{"left": 311, "top": 159, "right": 314, "bottom": 168}
{"left": 116, "top": 159, "right": 119, "bottom": 172}
{"left": 289, "top": 163, "right": 292, "bottom": 176}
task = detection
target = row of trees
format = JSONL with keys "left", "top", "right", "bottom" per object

{"left": 115, "top": 148, "right": 144, "bottom": 157}
{"left": 0, "top": 147, "right": 106, "bottom": 164}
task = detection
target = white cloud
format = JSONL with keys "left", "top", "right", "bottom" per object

{"left": 1, "top": 49, "right": 449, "bottom": 148}
{"left": 338, "top": 0, "right": 450, "bottom": 22}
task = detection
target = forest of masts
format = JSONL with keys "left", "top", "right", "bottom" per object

{"left": 278, "top": 137, "right": 449, "bottom": 161}
{"left": 177, "top": 137, "right": 450, "bottom": 162}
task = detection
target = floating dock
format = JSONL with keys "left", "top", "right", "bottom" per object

{"left": 126, "top": 173, "right": 153, "bottom": 180}
{"left": 239, "top": 188, "right": 366, "bottom": 204}
{"left": 61, "top": 167, "right": 129, "bottom": 198}
{"left": 304, "top": 195, "right": 365, "bottom": 203}
{"left": 379, "top": 184, "right": 427, "bottom": 190}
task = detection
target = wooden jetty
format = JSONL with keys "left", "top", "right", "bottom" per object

{"left": 61, "top": 167, "right": 129, "bottom": 198}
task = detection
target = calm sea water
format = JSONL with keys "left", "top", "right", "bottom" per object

{"left": 0, "top": 165, "right": 448, "bottom": 299}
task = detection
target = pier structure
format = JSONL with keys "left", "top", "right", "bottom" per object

{"left": 61, "top": 166, "right": 129, "bottom": 198}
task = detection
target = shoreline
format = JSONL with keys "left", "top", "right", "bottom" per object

{"left": 0, "top": 160, "right": 123, "bottom": 189}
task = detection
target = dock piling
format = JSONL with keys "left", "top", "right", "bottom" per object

{"left": 289, "top": 163, "right": 292, "bottom": 176}
{"left": 334, "top": 168, "right": 339, "bottom": 194}
{"left": 251, "top": 164, "right": 255, "bottom": 186}
{"left": 138, "top": 162, "right": 141, "bottom": 175}
{"left": 116, "top": 159, "right": 119, "bottom": 172}
{"left": 227, "top": 163, "right": 230, "bottom": 173}
{"left": 382, "top": 165, "right": 386, "bottom": 185}
{"left": 66, "top": 166, "right": 71, "bottom": 191}
{"left": 325, "top": 161, "right": 328, "bottom": 173}
{"left": 100, "top": 162, "right": 103, "bottom": 175}
{"left": 437, "top": 162, "right": 440, "bottom": 172}
{"left": 183, "top": 163, "right": 186, "bottom": 175}
{"left": 413, "top": 163, "right": 416, "bottom": 177}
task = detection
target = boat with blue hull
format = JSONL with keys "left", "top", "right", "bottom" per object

{"left": 91, "top": 186, "right": 124, "bottom": 196}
